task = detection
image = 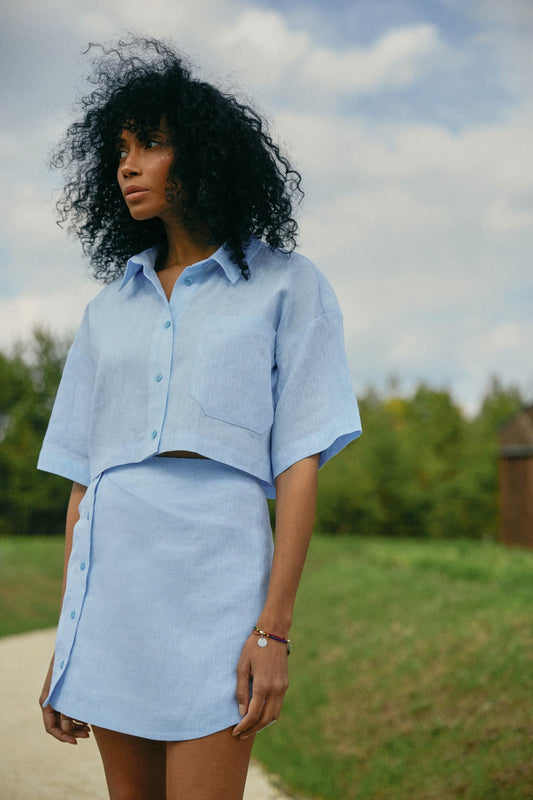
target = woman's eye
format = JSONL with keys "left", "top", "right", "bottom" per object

{"left": 146, "top": 139, "right": 161, "bottom": 149}
{"left": 117, "top": 148, "right": 128, "bottom": 160}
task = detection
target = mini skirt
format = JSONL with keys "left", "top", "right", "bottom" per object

{"left": 46, "top": 456, "right": 274, "bottom": 741}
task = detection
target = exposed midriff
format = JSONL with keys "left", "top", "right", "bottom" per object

{"left": 156, "top": 450, "right": 208, "bottom": 459}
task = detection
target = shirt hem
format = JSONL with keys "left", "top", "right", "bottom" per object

{"left": 89, "top": 435, "right": 274, "bottom": 493}
{"left": 50, "top": 690, "right": 242, "bottom": 741}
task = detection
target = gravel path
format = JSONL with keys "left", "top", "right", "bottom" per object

{"left": 0, "top": 629, "right": 298, "bottom": 800}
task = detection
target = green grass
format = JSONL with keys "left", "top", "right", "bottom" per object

{"left": 254, "top": 535, "right": 533, "bottom": 800}
{"left": 0, "top": 536, "right": 64, "bottom": 636}
{"left": 2, "top": 534, "right": 533, "bottom": 799}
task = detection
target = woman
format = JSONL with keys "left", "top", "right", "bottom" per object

{"left": 38, "top": 37, "right": 361, "bottom": 800}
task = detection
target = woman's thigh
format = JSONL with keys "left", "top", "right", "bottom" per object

{"left": 166, "top": 726, "right": 255, "bottom": 800}
{"left": 92, "top": 725, "right": 166, "bottom": 800}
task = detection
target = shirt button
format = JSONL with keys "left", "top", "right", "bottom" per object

{"left": 155, "top": 372, "right": 163, "bottom": 382}
{"left": 184, "top": 277, "right": 193, "bottom": 286}
{"left": 60, "top": 660, "right": 65, "bottom": 669}
{"left": 70, "top": 610, "right": 76, "bottom": 619}
{"left": 164, "top": 320, "right": 171, "bottom": 328}
{"left": 86, "top": 511, "right": 90, "bottom": 520}
{"left": 80, "top": 562, "right": 86, "bottom": 571}
{"left": 151, "top": 430, "right": 158, "bottom": 439}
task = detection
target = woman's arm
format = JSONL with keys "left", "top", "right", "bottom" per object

{"left": 39, "top": 481, "right": 91, "bottom": 745}
{"left": 232, "top": 453, "right": 319, "bottom": 740}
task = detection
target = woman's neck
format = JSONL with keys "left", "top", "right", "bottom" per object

{"left": 158, "top": 218, "right": 221, "bottom": 274}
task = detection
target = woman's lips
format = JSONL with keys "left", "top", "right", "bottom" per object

{"left": 124, "top": 187, "right": 149, "bottom": 200}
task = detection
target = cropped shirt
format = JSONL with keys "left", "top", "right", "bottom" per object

{"left": 37, "top": 240, "right": 361, "bottom": 498}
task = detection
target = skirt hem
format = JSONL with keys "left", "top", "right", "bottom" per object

{"left": 51, "top": 692, "right": 242, "bottom": 742}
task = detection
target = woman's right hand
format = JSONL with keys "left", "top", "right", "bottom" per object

{"left": 39, "top": 655, "right": 91, "bottom": 745}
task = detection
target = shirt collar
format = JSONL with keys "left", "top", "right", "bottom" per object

{"left": 118, "top": 241, "right": 257, "bottom": 291}
{"left": 118, "top": 247, "right": 158, "bottom": 291}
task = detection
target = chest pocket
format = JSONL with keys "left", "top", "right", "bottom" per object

{"left": 189, "top": 315, "right": 275, "bottom": 434}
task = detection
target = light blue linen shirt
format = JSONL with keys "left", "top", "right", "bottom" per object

{"left": 37, "top": 239, "right": 361, "bottom": 497}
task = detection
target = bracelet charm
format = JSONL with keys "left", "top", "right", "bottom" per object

{"left": 252, "top": 626, "right": 291, "bottom": 654}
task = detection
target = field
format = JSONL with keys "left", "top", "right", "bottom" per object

{"left": 0, "top": 535, "right": 64, "bottom": 636}
{"left": 1, "top": 534, "right": 532, "bottom": 799}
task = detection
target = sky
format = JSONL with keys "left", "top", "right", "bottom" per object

{"left": 1, "top": 0, "right": 532, "bottom": 413}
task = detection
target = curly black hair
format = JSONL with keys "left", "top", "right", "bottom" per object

{"left": 51, "top": 36, "right": 303, "bottom": 281}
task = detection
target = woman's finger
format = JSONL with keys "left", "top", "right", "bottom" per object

{"left": 234, "top": 655, "right": 251, "bottom": 718}
{"left": 236, "top": 695, "right": 281, "bottom": 739}
{"left": 61, "top": 713, "right": 91, "bottom": 737}
{"left": 234, "top": 674, "right": 286, "bottom": 739}
{"left": 42, "top": 704, "right": 89, "bottom": 744}
{"left": 42, "top": 706, "right": 77, "bottom": 744}
{"left": 232, "top": 690, "right": 266, "bottom": 737}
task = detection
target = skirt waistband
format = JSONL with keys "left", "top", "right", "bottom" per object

{"left": 102, "top": 456, "right": 266, "bottom": 516}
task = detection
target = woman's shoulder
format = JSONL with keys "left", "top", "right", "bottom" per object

{"left": 249, "top": 241, "right": 340, "bottom": 315}
{"left": 249, "top": 240, "right": 317, "bottom": 275}
{"left": 84, "top": 274, "right": 124, "bottom": 313}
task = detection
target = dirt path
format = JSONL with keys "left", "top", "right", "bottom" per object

{"left": 0, "top": 629, "right": 297, "bottom": 799}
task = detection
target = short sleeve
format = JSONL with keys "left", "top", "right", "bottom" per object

{"left": 37, "top": 306, "right": 95, "bottom": 486}
{"left": 270, "top": 267, "right": 362, "bottom": 480}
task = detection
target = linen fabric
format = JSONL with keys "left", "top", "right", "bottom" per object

{"left": 37, "top": 240, "right": 361, "bottom": 498}
{"left": 46, "top": 456, "right": 273, "bottom": 739}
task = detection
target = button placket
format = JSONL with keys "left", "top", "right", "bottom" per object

{"left": 169, "top": 269, "right": 198, "bottom": 326}
{"left": 47, "top": 475, "right": 101, "bottom": 704}
{"left": 147, "top": 311, "right": 176, "bottom": 450}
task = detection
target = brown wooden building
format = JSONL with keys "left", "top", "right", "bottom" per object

{"left": 499, "top": 405, "right": 533, "bottom": 548}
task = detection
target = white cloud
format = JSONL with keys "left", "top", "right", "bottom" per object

{"left": 0, "top": 183, "right": 59, "bottom": 243}
{"left": 483, "top": 322, "right": 530, "bottom": 353}
{"left": 0, "top": 283, "right": 98, "bottom": 346}
{"left": 447, "top": 0, "right": 533, "bottom": 106}
{"left": 275, "top": 107, "right": 533, "bottom": 243}
{"left": 1, "top": 0, "right": 532, "bottom": 408}
{"left": 217, "top": 8, "right": 311, "bottom": 87}
{"left": 214, "top": 8, "right": 444, "bottom": 102}
{"left": 0, "top": 183, "right": 72, "bottom": 289}
{"left": 388, "top": 328, "right": 436, "bottom": 365}
{"left": 300, "top": 24, "right": 443, "bottom": 94}
{"left": 216, "top": 12, "right": 445, "bottom": 98}
{"left": 486, "top": 194, "right": 533, "bottom": 232}
{"left": 457, "top": 317, "right": 533, "bottom": 407}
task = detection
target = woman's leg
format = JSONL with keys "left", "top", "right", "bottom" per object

{"left": 166, "top": 726, "right": 255, "bottom": 800}
{"left": 92, "top": 725, "right": 166, "bottom": 800}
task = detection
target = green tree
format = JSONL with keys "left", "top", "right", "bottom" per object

{"left": 314, "top": 379, "right": 526, "bottom": 539}
{"left": 0, "top": 329, "right": 71, "bottom": 535}
{"left": 461, "top": 375, "right": 525, "bottom": 539}
{"left": 0, "top": 328, "right": 527, "bottom": 540}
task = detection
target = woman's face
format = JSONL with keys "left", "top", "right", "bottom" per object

{"left": 116, "top": 121, "right": 178, "bottom": 222}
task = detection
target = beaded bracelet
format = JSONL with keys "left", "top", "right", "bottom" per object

{"left": 253, "top": 626, "right": 291, "bottom": 655}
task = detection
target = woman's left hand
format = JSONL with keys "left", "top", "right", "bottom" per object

{"left": 232, "top": 633, "right": 289, "bottom": 741}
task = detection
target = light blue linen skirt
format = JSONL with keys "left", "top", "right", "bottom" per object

{"left": 47, "top": 457, "right": 273, "bottom": 740}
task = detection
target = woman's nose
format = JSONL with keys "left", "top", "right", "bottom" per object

{"left": 120, "top": 153, "right": 141, "bottom": 177}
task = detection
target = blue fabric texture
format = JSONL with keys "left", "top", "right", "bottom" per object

{"left": 46, "top": 457, "right": 274, "bottom": 740}
{"left": 37, "top": 240, "right": 361, "bottom": 496}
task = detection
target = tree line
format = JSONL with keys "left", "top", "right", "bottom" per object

{"left": 0, "top": 329, "right": 525, "bottom": 538}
